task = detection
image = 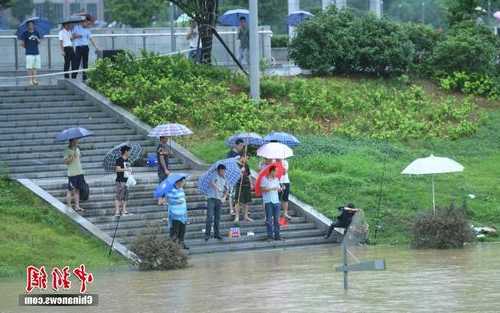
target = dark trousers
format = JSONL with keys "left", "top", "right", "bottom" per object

{"left": 73, "top": 45, "right": 89, "bottom": 80}
{"left": 325, "top": 220, "right": 349, "bottom": 238}
{"left": 63, "top": 46, "right": 75, "bottom": 79}
{"left": 205, "top": 198, "right": 221, "bottom": 238}
{"left": 170, "top": 220, "right": 186, "bottom": 244}
{"left": 265, "top": 202, "right": 281, "bottom": 239}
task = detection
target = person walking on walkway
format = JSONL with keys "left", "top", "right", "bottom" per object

{"left": 157, "top": 136, "right": 170, "bottom": 205}
{"left": 205, "top": 164, "right": 228, "bottom": 241}
{"left": 59, "top": 22, "right": 75, "bottom": 79}
{"left": 167, "top": 176, "right": 189, "bottom": 250}
{"left": 237, "top": 16, "right": 249, "bottom": 67}
{"left": 19, "top": 21, "right": 41, "bottom": 86}
{"left": 64, "top": 139, "right": 84, "bottom": 212}
{"left": 234, "top": 154, "right": 253, "bottom": 223}
{"left": 260, "top": 165, "right": 282, "bottom": 241}
{"left": 114, "top": 145, "right": 131, "bottom": 216}
{"left": 72, "top": 16, "right": 99, "bottom": 80}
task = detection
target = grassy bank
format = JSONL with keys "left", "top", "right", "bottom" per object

{"left": 0, "top": 177, "right": 126, "bottom": 278}
{"left": 88, "top": 54, "right": 500, "bottom": 244}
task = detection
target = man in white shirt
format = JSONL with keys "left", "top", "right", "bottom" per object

{"left": 59, "top": 22, "right": 75, "bottom": 79}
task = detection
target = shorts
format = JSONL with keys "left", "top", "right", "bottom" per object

{"left": 115, "top": 182, "right": 129, "bottom": 202}
{"left": 158, "top": 171, "right": 169, "bottom": 183}
{"left": 279, "top": 183, "right": 290, "bottom": 202}
{"left": 68, "top": 174, "right": 84, "bottom": 191}
{"left": 26, "top": 55, "right": 41, "bottom": 70}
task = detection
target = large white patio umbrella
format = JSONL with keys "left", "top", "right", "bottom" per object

{"left": 401, "top": 154, "right": 464, "bottom": 214}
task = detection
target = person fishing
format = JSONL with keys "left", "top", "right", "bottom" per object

{"left": 324, "top": 203, "right": 360, "bottom": 239}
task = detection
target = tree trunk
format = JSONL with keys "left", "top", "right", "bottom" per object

{"left": 197, "top": 0, "right": 217, "bottom": 64}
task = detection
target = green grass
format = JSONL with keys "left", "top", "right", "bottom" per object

{"left": 0, "top": 177, "right": 127, "bottom": 278}
{"left": 186, "top": 87, "right": 500, "bottom": 245}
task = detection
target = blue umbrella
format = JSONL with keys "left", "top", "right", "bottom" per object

{"left": 55, "top": 127, "right": 93, "bottom": 141}
{"left": 225, "top": 132, "right": 264, "bottom": 147}
{"left": 16, "top": 17, "right": 53, "bottom": 39}
{"left": 154, "top": 173, "right": 189, "bottom": 198}
{"left": 264, "top": 132, "right": 300, "bottom": 148}
{"left": 218, "top": 9, "right": 249, "bottom": 26}
{"left": 198, "top": 157, "right": 241, "bottom": 196}
{"left": 287, "top": 10, "right": 313, "bottom": 27}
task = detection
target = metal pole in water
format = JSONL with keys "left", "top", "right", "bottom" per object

{"left": 343, "top": 242, "right": 348, "bottom": 290}
{"left": 249, "top": 0, "right": 260, "bottom": 100}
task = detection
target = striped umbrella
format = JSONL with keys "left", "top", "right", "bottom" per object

{"left": 225, "top": 132, "right": 264, "bottom": 147}
{"left": 148, "top": 123, "right": 193, "bottom": 138}
{"left": 103, "top": 143, "right": 143, "bottom": 172}
{"left": 264, "top": 132, "right": 300, "bottom": 148}
{"left": 198, "top": 157, "right": 241, "bottom": 196}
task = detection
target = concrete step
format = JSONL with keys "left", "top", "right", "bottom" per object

{"left": 0, "top": 100, "right": 93, "bottom": 110}
{"left": 0, "top": 111, "right": 110, "bottom": 122}
{"left": 0, "top": 122, "right": 136, "bottom": 136}
{"left": 114, "top": 222, "right": 316, "bottom": 241}
{"left": 80, "top": 203, "right": 266, "bottom": 218}
{"left": 0, "top": 95, "right": 83, "bottom": 104}
{"left": 0, "top": 105, "right": 101, "bottom": 116}
{"left": 0, "top": 117, "right": 118, "bottom": 129}
{"left": 188, "top": 236, "right": 331, "bottom": 254}
{"left": 0, "top": 85, "right": 61, "bottom": 92}
{"left": 5, "top": 154, "right": 183, "bottom": 166}
{"left": 57, "top": 191, "right": 208, "bottom": 205}
{"left": 0, "top": 135, "right": 153, "bottom": 150}
{"left": 0, "top": 89, "right": 74, "bottom": 97}
{"left": 0, "top": 128, "right": 139, "bottom": 141}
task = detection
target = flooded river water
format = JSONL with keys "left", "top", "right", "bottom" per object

{"left": 1, "top": 244, "right": 499, "bottom": 313}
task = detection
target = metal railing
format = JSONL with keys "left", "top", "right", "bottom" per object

{"left": 0, "top": 30, "right": 273, "bottom": 71}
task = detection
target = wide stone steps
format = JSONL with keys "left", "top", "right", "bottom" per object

{"left": 1, "top": 89, "right": 74, "bottom": 97}
{"left": 0, "top": 111, "right": 110, "bottom": 122}
{"left": 0, "top": 128, "right": 138, "bottom": 141}
{"left": 0, "top": 117, "right": 118, "bottom": 129}
{"left": 0, "top": 105, "right": 100, "bottom": 116}
{"left": 0, "top": 85, "right": 60, "bottom": 91}
{"left": 0, "top": 100, "right": 93, "bottom": 110}
{"left": 0, "top": 122, "right": 138, "bottom": 135}
{"left": 0, "top": 95, "right": 83, "bottom": 104}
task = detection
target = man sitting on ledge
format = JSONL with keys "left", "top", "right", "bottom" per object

{"left": 324, "top": 203, "right": 359, "bottom": 239}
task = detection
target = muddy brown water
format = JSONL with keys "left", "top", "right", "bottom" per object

{"left": 1, "top": 244, "right": 499, "bottom": 313}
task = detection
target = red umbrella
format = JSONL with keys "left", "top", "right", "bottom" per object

{"left": 255, "top": 162, "right": 284, "bottom": 197}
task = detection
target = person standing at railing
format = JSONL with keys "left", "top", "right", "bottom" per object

{"left": 19, "top": 21, "right": 41, "bottom": 86}
{"left": 237, "top": 16, "right": 249, "bottom": 67}
{"left": 72, "top": 15, "right": 99, "bottom": 81}
{"left": 59, "top": 21, "right": 75, "bottom": 79}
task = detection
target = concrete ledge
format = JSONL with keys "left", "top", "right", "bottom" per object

{"left": 17, "top": 178, "right": 140, "bottom": 264}
{"left": 59, "top": 79, "right": 207, "bottom": 171}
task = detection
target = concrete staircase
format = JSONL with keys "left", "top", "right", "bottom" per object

{"left": 0, "top": 84, "right": 332, "bottom": 256}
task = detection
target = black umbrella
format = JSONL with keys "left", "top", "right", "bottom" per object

{"left": 103, "top": 143, "right": 143, "bottom": 172}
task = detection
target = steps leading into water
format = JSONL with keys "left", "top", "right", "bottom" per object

{"left": 0, "top": 83, "right": 335, "bottom": 257}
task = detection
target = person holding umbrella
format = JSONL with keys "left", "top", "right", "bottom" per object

{"left": 64, "top": 138, "right": 84, "bottom": 212}
{"left": 227, "top": 138, "right": 245, "bottom": 158}
{"left": 114, "top": 145, "right": 131, "bottom": 216}
{"left": 72, "top": 15, "right": 99, "bottom": 80}
{"left": 233, "top": 154, "right": 253, "bottom": 223}
{"left": 19, "top": 20, "right": 41, "bottom": 86}
{"left": 260, "top": 165, "right": 283, "bottom": 241}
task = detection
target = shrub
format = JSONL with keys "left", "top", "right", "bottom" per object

{"left": 439, "top": 71, "right": 500, "bottom": 100}
{"left": 411, "top": 207, "right": 473, "bottom": 249}
{"left": 289, "top": 7, "right": 415, "bottom": 76}
{"left": 400, "top": 22, "right": 442, "bottom": 76}
{"left": 131, "top": 227, "right": 188, "bottom": 271}
{"left": 430, "top": 21, "right": 499, "bottom": 76}
{"left": 271, "top": 34, "right": 289, "bottom": 48}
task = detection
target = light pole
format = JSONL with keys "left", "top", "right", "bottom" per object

{"left": 170, "top": 2, "right": 176, "bottom": 52}
{"left": 249, "top": 0, "right": 260, "bottom": 100}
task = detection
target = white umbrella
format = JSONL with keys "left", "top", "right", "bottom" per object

{"left": 402, "top": 154, "right": 464, "bottom": 213}
{"left": 257, "top": 142, "right": 294, "bottom": 159}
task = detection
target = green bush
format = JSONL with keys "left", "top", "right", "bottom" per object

{"left": 289, "top": 8, "right": 415, "bottom": 76}
{"left": 439, "top": 71, "right": 500, "bottom": 100}
{"left": 412, "top": 207, "right": 473, "bottom": 249}
{"left": 131, "top": 227, "right": 188, "bottom": 271}
{"left": 430, "top": 22, "right": 499, "bottom": 76}
{"left": 400, "top": 23, "right": 442, "bottom": 76}
{"left": 271, "top": 34, "right": 289, "bottom": 48}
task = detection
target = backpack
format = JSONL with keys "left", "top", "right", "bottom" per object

{"left": 80, "top": 178, "right": 89, "bottom": 202}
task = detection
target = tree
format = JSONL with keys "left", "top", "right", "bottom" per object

{"left": 11, "top": 0, "right": 34, "bottom": 22}
{"left": 169, "top": 0, "right": 219, "bottom": 64}
{"left": 445, "top": 0, "right": 482, "bottom": 25}
{"left": 105, "top": 0, "right": 168, "bottom": 27}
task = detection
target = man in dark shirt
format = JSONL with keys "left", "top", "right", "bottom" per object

{"left": 237, "top": 16, "right": 249, "bottom": 66}
{"left": 157, "top": 136, "right": 170, "bottom": 205}
{"left": 227, "top": 138, "right": 245, "bottom": 158}
{"left": 115, "top": 146, "right": 131, "bottom": 216}
{"left": 324, "top": 203, "right": 359, "bottom": 239}
{"left": 20, "top": 21, "right": 41, "bottom": 86}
